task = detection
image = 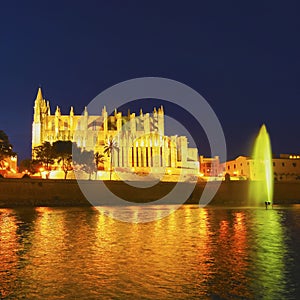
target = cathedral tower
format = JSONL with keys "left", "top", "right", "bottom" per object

{"left": 32, "top": 87, "right": 48, "bottom": 151}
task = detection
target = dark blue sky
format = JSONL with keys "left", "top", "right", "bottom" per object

{"left": 1, "top": 1, "right": 299, "bottom": 161}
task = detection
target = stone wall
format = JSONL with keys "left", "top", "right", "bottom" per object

{"left": 0, "top": 178, "right": 299, "bottom": 207}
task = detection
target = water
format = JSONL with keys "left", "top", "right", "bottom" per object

{"left": 249, "top": 124, "right": 274, "bottom": 206}
{"left": 1, "top": 205, "right": 300, "bottom": 299}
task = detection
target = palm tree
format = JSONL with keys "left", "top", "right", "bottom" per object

{"left": 94, "top": 152, "right": 105, "bottom": 170}
{"left": 94, "top": 152, "right": 105, "bottom": 179}
{"left": 104, "top": 137, "right": 118, "bottom": 180}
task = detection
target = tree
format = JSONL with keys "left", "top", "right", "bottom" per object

{"left": 52, "top": 141, "right": 73, "bottom": 179}
{"left": 19, "top": 159, "right": 42, "bottom": 175}
{"left": 73, "top": 149, "right": 106, "bottom": 180}
{"left": 94, "top": 152, "right": 105, "bottom": 170}
{"left": 104, "top": 137, "right": 118, "bottom": 180}
{"left": 33, "top": 141, "right": 55, "bottom": 173}
{"left": 0, "top": 130, "right": 16, "bottom": 168}
{"left": 74, "top": 149, "right": 96, "bottom": 180}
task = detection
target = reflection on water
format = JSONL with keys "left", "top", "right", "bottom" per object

{"left": 0, "top": 205, "right": 300, "bottom": 299}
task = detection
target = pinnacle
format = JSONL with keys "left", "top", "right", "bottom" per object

{"left": 36, "top": 87, "right": 43, "bottom": 101}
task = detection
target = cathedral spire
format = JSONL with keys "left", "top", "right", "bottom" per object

{"left": 35, "top": 87, "right": 43, "bottom": 102}
{"left": 55, "top": 106, "right": 61, "bottom": 117}
{"left": 84, "top": 106, "right": 88, "bottom": 116}
{"left": 70, "top": 106, "right": 74, "bottom": 116}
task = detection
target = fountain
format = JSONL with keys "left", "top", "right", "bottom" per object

{"left": 249, "top": 124, "right": 274, "bottom": 207}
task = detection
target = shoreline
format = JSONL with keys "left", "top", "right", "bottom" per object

{"left": 0, "top": 178, "right": 300, "bottom": 208}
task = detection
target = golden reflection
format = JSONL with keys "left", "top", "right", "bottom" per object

{"left": 219, "top": 220, "right": 229, "bottom": 238}
{"left": 184, "top": 204, "right": 192, "bottom": 221}
{"left": 197, "top": 208, "right": 210, "bottom": 252}
{"left": 96, "top": 208, "right": 107, "bottom": 229}
{"left": 131, "top": 206, "right": 140, "bottom": 223}
{"left": 26, "top": 208, "right": 67, "bottom": 287}
{"left": 234, "top": 212, "right": 244, "bottom": 231}
{"left": 0, "top": 206, "right": 293, "bottom": 299}
{"left": 166, "top": 206, "right": 176, "bottom": 224}
{"left": 162, "top": 206, "right": 178, "bottom": 234}
{"left": 232, "top": 212, "right": 249, "bottom": 297}
{"left": 96, "top": 206, "right": 114, "bottom": 222}
{"left": 155, "top": 206, "right": 164, "bottom": 222}
{"left": 233, "top": 212, "right": 247, "bottom": 251}
{"left": 152, "top": 208, "right": 165, "bottom": 238}
{"left": 197, "top": 208, "right": 210, "bottom": 245}
{"left": 35, "top": 207, "right": 53, "bottom": 213}
{"left": 0, "top": 209, "right": 18, "bottom": 298}
{"left": 183, "top": 207, "right": 214, "bottom": 297}
{"left": 207, "top": 210, "right": 252, "bottom": 299}
{"left": 198, "top": 208, "right": 208, "bottom": 229}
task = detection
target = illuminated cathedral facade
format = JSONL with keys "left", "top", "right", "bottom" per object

{"left": 32, "top": 88, "right": 199, "bottom": 176}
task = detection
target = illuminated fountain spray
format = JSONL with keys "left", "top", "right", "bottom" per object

{"left": 249, "top": 124, "right": 274, "bottom": 207}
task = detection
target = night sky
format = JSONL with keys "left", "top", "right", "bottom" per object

{"left": 1, "top": 1, "right": 299, "bottom": 162}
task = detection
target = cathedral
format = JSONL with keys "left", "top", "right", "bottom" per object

{"left": 32, "top": 88, "right": 199, "bottom": 176}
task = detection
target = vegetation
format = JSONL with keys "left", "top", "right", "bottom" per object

{"left": 73, "top": 149, "right": 96, "bottom": 179}
{"left": 104, "top": 137, "right": 118, "bottom": 180}
{"left": 94, "top": 152, "right": 105, "bottom": 170}
{"left": 32, "top": 140, "right": 73, "bottom": 179}
{"left": 33, "top": 141, "right": 55, "bottom": 172}
{"left": 29, "top": 140, "right": 109, "bottom": 180}
{"left": 0, "top": 130, "right": 16, "bottom": 168}
{"left": 52, "top": 141, "right": 73, "bottom": 179}
{"left": 19, "top": 159, "right": 42, "bottom": 174}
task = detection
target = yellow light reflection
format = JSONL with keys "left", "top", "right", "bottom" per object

{"left": 0, "top": 209, "right": 18, "bottom": 298}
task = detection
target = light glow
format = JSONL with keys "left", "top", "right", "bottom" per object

{"left": 249, "top": 124, "right": 274, "bottom": 205}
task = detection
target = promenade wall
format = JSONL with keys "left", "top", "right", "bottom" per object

{"left": 0, "top": 178, "right": 299, "bottom": 207}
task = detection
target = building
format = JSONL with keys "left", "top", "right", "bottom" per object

{"left": 273, "top": 154, "right": 300, "bottom": 181}
{"left": 222, "top": 155, "right": 300, "bottom": 181}
{"left": 199, "top": 155, "right": 221, "bottom": 177}
{"left": 222, "top": 156, "right": 252, "bottom": 180}
{"left": 32, "top": 88, "right": 199, "bottom": 177}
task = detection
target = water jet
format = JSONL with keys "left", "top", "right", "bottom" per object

{"left": 249, "top": 124, "right": 273, "bottom": 207}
